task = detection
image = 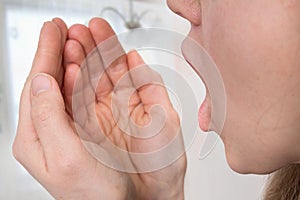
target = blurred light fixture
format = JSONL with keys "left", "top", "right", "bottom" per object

{"left": 100, "top": 0, "right": 150, "bottom": 29}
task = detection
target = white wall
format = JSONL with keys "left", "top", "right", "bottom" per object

{"left": 0, "top": 0, "right": 5, "bottom": 135}
{"left": 0, "top": 0, "right": 12, "bottom": 136}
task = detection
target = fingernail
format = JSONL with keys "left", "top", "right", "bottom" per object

{"left": 31, "top": 74, "right": 51, "bottom": 96}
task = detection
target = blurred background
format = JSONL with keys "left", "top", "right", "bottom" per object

{"left": 0, "top": 0, "right": 267, "bottom": 199}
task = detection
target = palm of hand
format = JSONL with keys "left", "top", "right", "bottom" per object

{"left": 64, "top": 18, "right": 186, "bottom": 199}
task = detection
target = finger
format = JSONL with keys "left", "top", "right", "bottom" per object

{"left": 63, "top": 39, "right": 85, "bottom": 114}
{"left": 64, "top": 39, "right": 85, "bottom": 67}
{"left": 30, "top": 74, "right": 85, "bottom": 168}
{"left": 68, "top": 24, "right": 96, "bottom": 55}
{"left": 127, "top": 51, "right": 173, "bottom": 111}
{"left": 51, "top": 18, "right": 68, "bottom": 87}
{"left": 13, "top": 21, "right": 66, "bottom": 176}
{"left": 30, "top": 21, "right": 66, "bottom": 81}
{"left": 52, "top": 18, "right": 68, "bottom": 49}
{"left": 64, "top": 63, "right": 80, "bottom": 115}
{"left": 89, "top": 18, "right": 132, "bottom": 89}
{"left": 67, "top": 25, "right": 100, "bottom": 139}
{"left": 68, "top": 24, "right": 113, "bottom": 98}
{"left": 13, "top": 92, "right": 46, "bottom": 178}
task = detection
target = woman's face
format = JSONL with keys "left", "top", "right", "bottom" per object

{"left": 167, "top": 0, "right": 300, "bottom": 174}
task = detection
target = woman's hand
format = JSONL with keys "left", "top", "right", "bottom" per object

{"left": 13, "top": 17, "right": 186, "bottom": 200}
{"left": 12, "top": 19, "right": 133, "bottom": 200}
{"left": 63, "top": 18, "right": 186, "bottom": 199}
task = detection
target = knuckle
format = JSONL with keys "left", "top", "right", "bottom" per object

{"left": 12, "top": 140, "right": 23, "bottom": 163}
{"left": 151, "top": 70, "right": 163, "bottom": 83}
{"left": 32, "top": 100, "right": 52, "bottom": 124}
{"left": 56, "top": 153, "right": 82, "bottom": 174}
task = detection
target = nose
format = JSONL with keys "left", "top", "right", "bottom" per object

{"left": 167, "top": 0, "right": 202, "bottom": 26}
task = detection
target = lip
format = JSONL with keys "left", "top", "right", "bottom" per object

{"left": 182, "top": 38, "right": 212, "bottom": 132}
{"left": 198, "top": 91, "right": 211, "bottom": 132}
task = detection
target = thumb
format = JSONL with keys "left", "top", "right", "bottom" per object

{"left": 30, "top": 73, "right": 80, "bottom": 156}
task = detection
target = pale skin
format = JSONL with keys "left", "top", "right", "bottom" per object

{"left": 167, "top": 0, "right": 300, "bottom": 174}
{"left": 13, "top": 0, "right": 300, "bottom": 199}
{"left": 12, "top": 18, "right": 186, "bottom": 199}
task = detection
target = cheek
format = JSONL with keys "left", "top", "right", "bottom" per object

{"left": 201, "top": 1, "right": 294, "bottom": 129}
{"left": 202, "top": 1, "right": 297, "bottom": 112}
{"left": 199, "top": 1, "right": 300, "bottom": 172}
{"left": 201, "top": 2, "right": 262, "bottom": 141}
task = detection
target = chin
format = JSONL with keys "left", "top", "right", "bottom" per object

{"left": 223, "top": 145, "right": 280, "bottom": 175}
{"left": 225, "top": 153, "right": 253, "bottom": 174}
{"left": 226, "top": 155, "right": 285, "bottom": 175}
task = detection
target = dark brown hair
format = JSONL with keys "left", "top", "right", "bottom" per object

{"left": 264, "top": 164, "right": 300, "bottom": 200}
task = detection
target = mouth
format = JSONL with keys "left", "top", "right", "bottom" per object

{"left": 180, "top": 32, "right": 228, "bottom": 134}
{"left": 182, "top": 46, "right": 212, "bottom": 132}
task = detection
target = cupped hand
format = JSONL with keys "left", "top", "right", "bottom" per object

{"left": 63, "top": 18, "right": 186, "bottom": 199}
{"left": 13, "top": 18, "right": 133, "bottom": 200}
{"left": 13, "top": 17, "right": 187, "bottom": 200}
